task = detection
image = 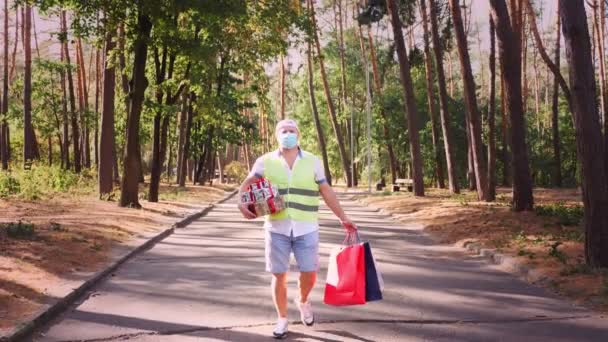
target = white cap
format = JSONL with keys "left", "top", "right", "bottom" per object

{"left": 275, "top": 119, "right": 299, "bottom": 134}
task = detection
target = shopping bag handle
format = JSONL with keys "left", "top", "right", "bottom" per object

{"left": 342, "top": 231, "right": 361, "bottom": 246}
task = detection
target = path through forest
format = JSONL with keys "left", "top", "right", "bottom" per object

{"left": 30, "top": 196, "right": 607, "bottom": 341}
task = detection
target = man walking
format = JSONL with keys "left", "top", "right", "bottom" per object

{"left": 238, "top": 119, "right": 357, "bottom": 339}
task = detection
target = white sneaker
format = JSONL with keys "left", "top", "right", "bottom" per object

{"left": 295, "top": 299, "right": 315, "bottom": 326}
{"left": 272, "top": 317, "right": 288, "bottom": 339}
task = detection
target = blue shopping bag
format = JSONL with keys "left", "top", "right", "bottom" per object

{"left": 363, "top": 242, "right": 383, "bottom": 302}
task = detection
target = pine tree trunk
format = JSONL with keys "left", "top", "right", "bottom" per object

{"left": 179, "top": 92, "right": 195, "bottom": 187}
{"left": 176, "top": 91, "right": 188, "bottom": 182}
{"left": 420, "top": 0, "right": 445, "bottom": 189}
{"left": 62, "top": 11, "right": 81, "bottom": 173}
{"left": 501, "top": 73, "right": 510, "bottom": 186}
{"left": 23, "top": 4, "right": 38, "bottom": 165}
{"left": 488, "top": 16, "right": 497, "bottom": 201}
{"left": 120, "top": 12, "right": 152, "bottom": 208}
{"left": 490, "top": 0, "right": 534, "bottom": 211}
{"left": 307, "top": 42, "right": 332, "bottom": 186}
{"left": 9, "top": 5, "right": 17, "bottom": 83}
{"left": 60, "top": 38, "right": 70, "bottom": 170}
{"left": 449, "top": 0, "right": 489, "bottom": 200}
{"left": 279, "top": 54, "right": 285, "bottom": 120}
{"left": 99, "top": 30, "right": 116, "bottom": 196}
{"left": 308, "top": 0, "right": 352, "bottom": 187}
{"left": 1, "top": 0, "right": 9, "bottom": 170}
{"left": 77, "top": 38, "right": 91, "bottom": 169}
{"left": 94, "top": 45, "right": 101, "bottom": 168}
{"left": 559, "top": 0, "right": 608, "bottom": 267}
{"left": 429, "top": 0, "right": 460, "bottom": 194}
{"left": 551, "top": 8, "right": 562, "bottom": 187}
{"left": 387, "top": 0, "right": 424, "bottom": 196}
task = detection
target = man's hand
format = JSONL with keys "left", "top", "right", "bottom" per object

{"left": 340, "top": 218, "right": 357, "bottom": 233}
{"left": 238, "top": 203, "right": 257, "bottom": 220}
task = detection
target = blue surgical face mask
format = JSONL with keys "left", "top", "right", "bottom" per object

{"left": 278, "top": 132, "right": 298, "bottom": 149}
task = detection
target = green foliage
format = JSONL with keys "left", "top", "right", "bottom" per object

{"left": 535, "top": 203, "right": 584, "bottom": 226}
{"left": 3, "top": 221, "right": 37, "bottom": 240}
{"left": 225, "top": 161, "right": 248, "bottom": 183}
{"left": 0, "top": 173, "right": 21, "bottom": 198}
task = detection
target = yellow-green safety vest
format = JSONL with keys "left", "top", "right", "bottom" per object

{"left": 264, "top": 152, "right": 320, "bottom": 222}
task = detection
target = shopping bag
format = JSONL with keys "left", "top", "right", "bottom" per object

{"left": 363, "top": 242, "right": 383, "bottom": 302}
{"left": 323, "top": 234, "right": 366, "bottom": 306}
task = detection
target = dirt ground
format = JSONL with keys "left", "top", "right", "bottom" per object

{"left": 0, "top": 183, "right": 234, "bottom": 336}
{"left": 358, "top": 187, "right": 608, "bottom": 312}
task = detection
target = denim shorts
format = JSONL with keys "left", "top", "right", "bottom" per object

{"left": 265, "top": 230, "right": 319, "bottom": 274}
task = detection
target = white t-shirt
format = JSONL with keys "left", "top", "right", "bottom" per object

{"left": 249, "top": 148, "right": 326, "bottom": 237}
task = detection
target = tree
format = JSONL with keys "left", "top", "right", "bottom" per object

{"left": 23, "top": 4, "right": 40, "bottom": 165}
{"left": 308, "top": 0, "right": 352, "bottom": 187}
{"left": 449, "top": 0, "right": 488, "bottom": 200}
{"left": 490, "top": 0, "right": 534, "bottom": 211}
{"left": 61, "top": 10, "right": 81, "bottom": 173}
{"left": 99, "top": 30, "right": 116, "bottom": 197}
{"left": 386, "top": 0, "right": 424, "bottom": 196}
{"left": 487, "top": 15, "right": 497, "bottom": 201}
{"left": 307, "top": 41, "right": 331, "bottom": 186}
{"left": 1, "top": 0, "right": 9, "bottom": 170}
{"left": 559, "top": 0, "right": 608, "bottom": 267}
{"left": 551, "top": 7, "right": 562, "bottom": 187}
{"left": 420, "top": 0, "right": 445, "bottom": 189}
{"left": 120, "top": 11, "right": 152, "bottom": 208}
{"left": 428, "top": 0, "right": 460, "bottom": 194}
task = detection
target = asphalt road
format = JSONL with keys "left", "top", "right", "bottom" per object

{"left": 31, "top": 196, "right": 608, "bottom": 341}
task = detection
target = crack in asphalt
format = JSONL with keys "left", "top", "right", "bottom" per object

{"left": 52, "top": 315, "right": 596, "bottom": 342}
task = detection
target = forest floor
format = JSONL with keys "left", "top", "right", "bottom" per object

{"left": 358, "top": 187, "right": 608, "bottom": 313}
{"left": 0, "top": 182, "right": 235, "bottom": 336}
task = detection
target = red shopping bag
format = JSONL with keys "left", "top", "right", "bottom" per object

{"left": 323, "top": 233, "right": 366, "bottom": 306}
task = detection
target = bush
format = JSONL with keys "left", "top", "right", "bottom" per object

{"left": 535, "top": 202, "right": 584, "bottom": 226}
{"left": 0, "top": 173, "right": 21, "bottom": 198}
{"left": 225, "top": 161, "right": 248, "bottom": 183}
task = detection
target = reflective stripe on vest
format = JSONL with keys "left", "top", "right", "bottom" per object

{"left": 264, "top": 152, "right": 320, "bottom": 222}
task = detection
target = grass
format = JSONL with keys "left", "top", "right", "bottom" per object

{"left": 535, "top": 202, "right": 584, "bottom": 226}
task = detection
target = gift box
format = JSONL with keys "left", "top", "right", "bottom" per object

{"left": 241, "top": 177, "right": 285, "bottom": 217}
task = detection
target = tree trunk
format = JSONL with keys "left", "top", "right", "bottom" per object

{"left": 99, "top": 30, "right": 116, "bottom": 196}
{"left": 1, "top": 0, "right": 9, "bottom": 170}
{"left": 420, "top": 0, "right": 445, "bottom": 189}
{"left": 179, "top": 92, "right": 195, "bottom": 187}
{"left": 94, "top": 44, "right": 101, "bottom": 168}
{"left": 307, "top": 42, "right": 332, "bottom": 186}
{"left": 429, "top": 0, "right": 460, "bottom": 194}
{"left": 279, "top": 54, "right": 285, "bottom": 120}
{"left": 368, "top": 24, "right": 398, "bottom": 185}
{"left": 488, "top": 15, "right": 497, "bottom": 201}
{"left": 176, "top": 91, "right": 188, "bottom": 181}
{"left": 449, "top": 0, "right": 488, "bottom": 200}
{"left": 551, "top": 7, "right": 562, "bottom": 187}
{"left": 308, "top": 0, "right": 352, "bottom": 187}
{"left": 336, "top": 0, "right": 347, "bottom": 126}
{"left": 148, "top": 46, "right": 168, "bottom": 203}
{"left": 559, "top": 0, "right": 608, "bottom": 267}
{"left": 120, "top": 12, "right": 152, "bottom": 208}
{"left": 501, "top": 73, "right": 510, "bottom": 186}
{"left": 76, "top": 38, "right": 91, "bottom": 169}
{"left": 490, "top": 0, "right": 534, "bottom": 211}
{"left": 60, "top": 38, "right": 70, "bottom": 170}
{"left": 23, "top": 4, "right": 39, "bottom": 165}
{"left": 62, "top": 11, "right": 81, "bottom": 173}
{"left": 387, "top": 0, "right": 424, "bottom": 196}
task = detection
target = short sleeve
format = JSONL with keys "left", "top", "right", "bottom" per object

{"left": 314, "top": 156, "right": 327, "bottom": 185}
{"left": 248, "top": 156, "right": 265, "bottom": 179}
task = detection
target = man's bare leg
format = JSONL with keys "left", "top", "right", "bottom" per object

{"left": 272, "top": 273, "right": 288, "bottom": 318}
{"left": 298, "top": 271, "right": 317, "bottom": 303}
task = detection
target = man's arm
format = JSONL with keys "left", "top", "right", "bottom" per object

{"left": 319, "top": 183, "right": 357, "bottom": 232}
